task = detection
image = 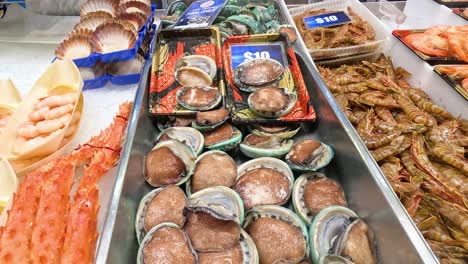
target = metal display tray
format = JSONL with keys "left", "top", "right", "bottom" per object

{"left": 94, "top": 6, "right": 439, "bottom": 264}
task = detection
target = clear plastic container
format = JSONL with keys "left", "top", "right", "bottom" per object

{"left": 289, "top": 0, "right": 388, "bottom": 60}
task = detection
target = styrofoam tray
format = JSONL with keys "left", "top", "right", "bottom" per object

{"left": 289, "top": 0, "right": 388, "bottom": 60}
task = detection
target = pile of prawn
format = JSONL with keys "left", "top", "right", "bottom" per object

{"left": 319, "top": 56, "right": 468, "bottom": 263}
{"left": 0, "top": 102, "right": 132, "bottom": 264}
{"left": 293, "top": 7, "right": 376, "bottom": 50}
{"left": 404, "top": 25, "right": 468, "bottom": 62}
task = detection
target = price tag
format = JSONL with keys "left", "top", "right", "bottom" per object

{"left": 230, "top": 43, "right": 285, "bottom": 70}
{"left": 303, "top": 11, "right": 351, "bottom": 29}
{"left": 174, "top": 0, "right": 226, "bottom": 28}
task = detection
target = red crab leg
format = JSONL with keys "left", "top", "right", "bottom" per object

{"left": 29, "top": 160, "right": 75, "bottom": 264}
{"left": 0, "top": 161, "right": 56, "bottom": 263}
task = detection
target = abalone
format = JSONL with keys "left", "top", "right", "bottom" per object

{"left": 234, "top": 58, "right": 284, "bottom": 91}
{"left": 248, "top": 86, "right": 297, "bottom": 117}
{"left": 285, "top": 139, "right": 334, "bottom": 171}
{"left": 189, "top": 150, "right": 237, "bottom": 194}
{"left": 176, "top": 86, "right": 221, "bottom": 111}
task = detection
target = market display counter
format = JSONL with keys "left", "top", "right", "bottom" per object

{"left": 0, "top": 0, "right": 466, "bottom": 263}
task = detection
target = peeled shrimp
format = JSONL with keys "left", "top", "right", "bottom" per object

{"left": 404, "top": 33, "right": 449, "bottom": 57}
{"left": 33, "top": 93, "right": 76, "bottom": 110}
{"left": 43, "top": 104, "right": 74, "bottom": 120}
{"left": 18, "top": 123, "right": 40, "bottom": 139}
{"left": 36, "top": 114, "right": 71, "bottom": 134}
{"left": 29, "top": 106, "right": 50, "bottom": 122}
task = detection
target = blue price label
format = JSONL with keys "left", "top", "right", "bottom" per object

{"left": 174, "top": 0, "right": 226, "bottom": 28}
{"left": 303, "top": 11, "right": 351, "bottom": 29}
{"left": 230, "top": 43, "right": 285, "bottom": 70}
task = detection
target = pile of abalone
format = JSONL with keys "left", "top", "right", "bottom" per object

{"left": 136, "top": 116, "right": 379, "bottom": 263}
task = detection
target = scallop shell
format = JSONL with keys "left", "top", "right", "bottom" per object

{"left": 111, "top": 19, "right": 139, "bottom": 37}
{"left": 122, "top": 0, "right": 151, "bottom": 5}
{"left": 116, "top": 12, "right": 146, "bottom": 31}
{"left": 67, "top": 28, "right": 94, "bottom": 39}
{"left": 74, "top": 14, "right": 110, "bottom": 31}
{"left": 119, "top": 1, "right": 152, "bottom": 19}
{"left": 90, "top": 22, "right": 137, "bottom": 53}
{"left": 107, "top": 54, "right": 144, "bottom": 76}
{"left": 80, "top": 0, "right": 118, "bottom": 18}
{"left": 55, "top": 35, "right": 93, "bottom": 60}
{"left": 80, "top": 10, "right": 113, "bottom": 20}
{"left": 0, "top": 157, "right": 18, "bottom": 211}
{"left": 0, "top": 59, "right": 83, "bottom": 175}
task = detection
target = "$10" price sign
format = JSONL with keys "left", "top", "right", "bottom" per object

{"left": 230, "top": 43, "right": 285, "bottom": 69}
{"left": 303, "top": 11, "right": 351, "bottom": 29}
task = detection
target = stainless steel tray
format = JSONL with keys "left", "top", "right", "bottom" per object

{"left": 95, "top": 6, "right": 439, "bottom": 264}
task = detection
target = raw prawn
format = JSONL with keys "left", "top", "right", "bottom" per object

{"left": 359, "top": 91, "right": 400, "bottom": 108}
{"left": 447, "top": 34, "right": 468, "bottom": 62}
{"left": 404, "top": 33, "right": 449, "bottom": 57}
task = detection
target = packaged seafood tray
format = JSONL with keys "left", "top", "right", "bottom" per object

{"left": 434, "top": 65, "right": 468, "bottom": 100}
{"left": 65, "top": 4, "right": 157, "bottom": 68}
{"left": 433, "top": 0, "right": 468, "bottom": 8}
{"left": 392, "top": 29, "right": 467, "bottom": 65}
{"left": 96, "top": 27, "right": 437, "bottom": 264}
{"left": 148, "top": 27, "right": 226, "bottom": 118}
{"left": 223, "top": 33, "right": 316, "bottom": 124}
{"left": 289, "top": 0, "right": 388, "bottom": 61}
{"left": 453, "top": 8, "right": 468, "bottom": 20}
{"left": 160, "top": 0, "right": 295, "bottom": 39}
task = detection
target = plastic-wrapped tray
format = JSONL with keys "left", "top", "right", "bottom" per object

{"left": 289, "top": 0, "right": 387, "bottom": 60}
{"left": 433, "top": 65, "right": 468, "bottom": 100}
{"left": 71, "top": 4, "right": 156, "bottom": 68}
{"left": 433, "top": 0, "right": 468, "bottom": 8}
{"left": 392, "top": 29, "right": 466, "bottom": 65}
{"left": 315, "top": 50, "right": 382, "bottom": 67}
{"left": 223, "top": 33, "right": 316, "bottom": 124}
{"left": 453, "top": 8, "right": 468, "bottom": 20}
{"left": 149, "top": 27, "right": 225, "bottom": 117}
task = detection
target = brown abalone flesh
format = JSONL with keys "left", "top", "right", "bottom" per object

{"left": 144, "top": 140, "right": 195, "bottom": 187}
{"left": 233, "top": 157, "right": 293, "bottom": 210}
{"left": 137, "top": 223, "right": 197, "bottom": 264}
{"left": 135, "top": 185, "right": 188, "bottom": 243}
{"left": 189, "top": 150, "right": 237, "bottom": 194}
{"left": 176, "top": 86, "right": 221, "bottom": 111}
{"left": 234, "top": 58, "right": 284, "bottom": 92}
{"left": 248, "top": 86, "right": 297, "bottom": 118}
{"left": 292, "top": 173, "right": 347, "bottom": 222}
{"left": 243, "top": 205, "right": 309, "bottom": 264}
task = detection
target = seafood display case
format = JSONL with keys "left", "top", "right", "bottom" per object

{"left": 95, "top": 1, "right": 444, "bottom": 264}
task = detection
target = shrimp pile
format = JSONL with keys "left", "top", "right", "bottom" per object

{"left": 404, "top": 25, "right": 468, "bottom": 62}
{"left": 293, "top": 7, "right": 376, "bottom": 50}
{"left": 16, "top": 93, "right": 80, "bottom": 151}
{"left": 0, "top": 102, "right": 132, "bottom": 264}
{"left": 318, "top": 56, "right": 468, "bottom": 263}
{"left": 437, "top": 65, "right": 468, "bottom": 93}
